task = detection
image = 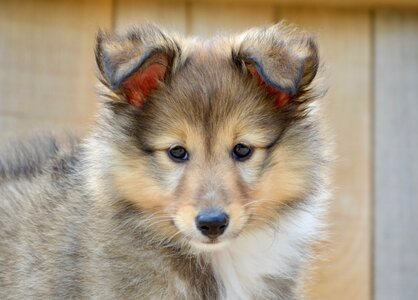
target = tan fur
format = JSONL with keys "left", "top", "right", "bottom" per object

{"left": 0, "top": 22, "right": 331, "bottom": 299}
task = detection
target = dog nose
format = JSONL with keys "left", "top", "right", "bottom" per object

{"left": 196, "top": 211, "right": 229, "bottom": 239}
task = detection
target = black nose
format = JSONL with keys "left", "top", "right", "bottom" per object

{"left": 196, "top": 211, "right": 229, "bottom": 239}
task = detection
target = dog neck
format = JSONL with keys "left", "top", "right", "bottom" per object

{"left": 198, "top": 206, "right": 321, "bottom": 300}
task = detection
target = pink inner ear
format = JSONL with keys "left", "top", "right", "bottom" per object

{"left": 122, "top": 62, "right": 167, "bottom": 106}
{"left": 248, "top": 65, "right": 291, "bottom": 109}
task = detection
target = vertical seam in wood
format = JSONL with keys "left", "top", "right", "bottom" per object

{"left": 185, "top": 0, "right": 192, "bottom": 35}
{"left": 370, "top": 8, "right": 376, "bottom": 300}
{"left": 274, "top": 4, "right": 281, "bottom": 22}
{"left": 110, "top": 0, "right": 117, "bottom": 31}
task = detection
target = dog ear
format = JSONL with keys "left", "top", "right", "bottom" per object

{"left": 234, "top": 23, "right": 319, "bottom": 109}
{"left": 95, "top": 24, "right": 180, "bottom": 106}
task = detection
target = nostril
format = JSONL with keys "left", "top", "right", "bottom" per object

{"left": 196, "top": 211, "right": 229, "bottom": 239}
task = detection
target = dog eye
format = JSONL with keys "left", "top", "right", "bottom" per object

{"left": 232, "top": 144, "right": 252, "bottom": 161}
{"left": 168, "top": 146, "right": 189, "bottom": 162}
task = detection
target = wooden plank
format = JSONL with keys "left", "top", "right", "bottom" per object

{"left": 174, "top": 0, "right": 418, "bottom": 8}
{"left": 189, "top": 2, "right": 275, "bottom": 36}
{"left": 0, "top": 0, "right": 112, "bottom": 139}
{"left": 374, "top": 11, "right": 418, "bottom": 300}
{"left": 114, "top": 0, "right": 187, "bottom": 34}
{"left": 277, "top": 8, "right": 372, "bottom": 300}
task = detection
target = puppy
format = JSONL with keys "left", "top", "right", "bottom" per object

{"left": 0, "top": 23, "right": 331, "bottom": 299}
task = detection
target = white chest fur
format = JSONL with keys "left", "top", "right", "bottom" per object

{"left": 209, "top": 207, "right": 322, "bottom": 300}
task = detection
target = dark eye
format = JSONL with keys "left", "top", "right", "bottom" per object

{"left": 232, "top": 143, "right": 252, "bottom": 161}
{"left": 168, "top": 146, "right": 189, "bottom": 162}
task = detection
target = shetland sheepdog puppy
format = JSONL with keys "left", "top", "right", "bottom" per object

{"left": 0, "top": 23, "right": 331, "bottom": 299}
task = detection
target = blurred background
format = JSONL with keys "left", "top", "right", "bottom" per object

{"left": 0, "top": 0, "right": 417, "bottom": 299}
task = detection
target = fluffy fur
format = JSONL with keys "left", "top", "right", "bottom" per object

{"left": 0, "top": 23, "right": 331, "bottom": 299}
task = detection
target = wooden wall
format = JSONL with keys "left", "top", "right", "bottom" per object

{"left": 0, "top": 0, "right": 112, "bottom": 137}
{"left": 374, "top": 11, "right": 418, "bottom": 300}
{"left": 0, "top": 1, "right": 417, "bottom": 299}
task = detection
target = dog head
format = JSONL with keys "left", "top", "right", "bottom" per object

{"left": 93, "top": 23, "right": 326, "bottom": 251}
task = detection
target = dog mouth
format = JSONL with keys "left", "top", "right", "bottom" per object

{"left": 189, "top": 239, "right": 231, "bottom": 252}
{"left": 187, "top": 228, "right": 245, "bottom": 252}
{"left": 203, "top": 238, "right": 221, "bottom": 244}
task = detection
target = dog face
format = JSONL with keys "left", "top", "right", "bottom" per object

{"left": 95, "top": 23, "right": 323, "bottom": 251}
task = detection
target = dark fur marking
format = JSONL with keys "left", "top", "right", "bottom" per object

{"left": 107, "top": 49, "right": 157, "bottom": 89}
{"left": 246, "top": 54, "right": 303, "bottom": 96}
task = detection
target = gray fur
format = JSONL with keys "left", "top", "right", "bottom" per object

{"left": 0, "top": 23, "right": 331, "bottom": 299}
